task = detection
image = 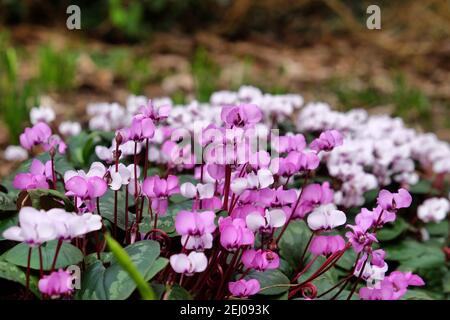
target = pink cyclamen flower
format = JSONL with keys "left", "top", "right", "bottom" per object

{"left": 175, "top": 210, "right": 216, "bottom": 236}
{"left": 169, "top": 251, "right": 208, "bottom": 276}
{"left": 377, "top": 188, "right": 412, "bottom": 212}
{"left": 181, "top": 233, "right": 213, "bottom": 251}
{"left": 137, "top": 99, "right": 171, "bottom": 123}
{"left": 307, "top": 204, "right": 346, "bottom": 231}
{"left": 121, "top": 117, "right": 155, "bottom": 142}
{"left": 13, "top": 159, "right": 53, "bottom": 190}
{"left": 65, "top": 175, "right": 108, "bottom": 200}
{"left": 2, "top": 207, "right": 57, "bottom": 246}
{"left": 293, "top": 182, "right": 334, "bottom": 219}
{"left": 19, "top": 122, "right": 52, "bottom": 150}
{"left": 219, "top": 217, "right": 255, "bottom": 251}
{"left": 241, "top": 249, "right": 280, "bottom": 271}
{"left": 38, "top": 269, "right": 74, "bottom": 298}
{"left": 310, "top": 129, "right": 343, "bottom": 152}
{"left": 228, "top": 279, "right": 260, "bottom": 298}
{"left": 359, "top": 271, "right": 425, "bottom": 300}
{"left": 142, "top": 175, "right": 180, "bottom": 215}
{"left": 345, "top": 218, "right": 378, "bottom": 253}
{"left": 309, "top": 235, "right": 346, "bottom": 256}
{"left": 221, "top": 104, "right": 262, "bottom": 128}
{"left": 355, "top": 206, "right": 395, "bottom": 229}
{"left": 277, "top": 133, "right": 306, "bottom": 153}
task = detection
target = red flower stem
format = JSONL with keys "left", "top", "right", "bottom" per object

{"left": 50, "top": 152, "right": 57, "bottom": 190}
{"left": 125, "top": 188, "right": 129, "bottom": 244}
{"left": 222, "top": 165, "right": 232, "bottom": 211}
{"left": 38, "top": 245, "right": 43, "bottom": 277}
{"left": 317, "top": 274, "right": 353, "bottom": 298}
{"left": 291, "top": 255, "right": 318, "bottom": 283}
{"left": 133, "top": 141, "right": 140, "bottom": 238}
{"left": 215, "top": 248, "right": 240, "bottom": 299}
{"left": 346, "top": 255, "right": 368, "bottom": 300}
{"left": 291, "top": 231, "right": 316, "bottom": 277}
{"left": 51, "top": 239, "right": 63, "bottom": 272}
{"left": 275, "top": 175, "right": 309, "bottom": 244}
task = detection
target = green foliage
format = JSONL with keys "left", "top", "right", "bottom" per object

{"left": 79, "top": 237, "right": 161, "bottom": 300}
{"left": 192, "top": 47, "right": 219, "bottom": 102}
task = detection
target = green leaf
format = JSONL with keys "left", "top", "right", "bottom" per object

{"left": 0, "top": 213, "right": 18, "bottom": 241}
{"left": 377, "top": 217, "right": 409, "bottom": 241}
{"left": 335, "top": 249, "right": 357, "bottom": 270}
{"left": 77, "top": 260, "right": 107, "bottom": 300}
{"left": 402, "top": 289, "right": 436, "bottom": 300}
{"left": 0, "top": 192, "right": 17, "bottom": 212}
{"left": 409, "top": 180, "right": 434, "bottom": 194}
{"left": 27, "top": 188, "right": 75, "bottom": 211}
{"left": 386, "top": 240, "right": 446, "bottom": 271}
{"left": 278, "top": 220, "right": 312, "bottom": 269}
{"left": 426, "top": 221, "right": 449, "bottom": 238}
{"left": 140, "top": 199, "right": 193, "bottom": 236}
{"left": 248, "top": 269, "right": 291, "bottom": 295}
{"left": 105, "top": 235, "right": 157, "bottom": 300}
{"left": 443, "top": 271, "right": 450, "bottom": 293}
{"left": 385, "top": 240, "right": 426, "bottom": 261}
{"left": 3, "top": 240, "right": 83, "bottom": 270}
{"left": 99, "top": 189, "right": 135, "bottom": 231}
{"left": 0, "top": 260, "right": 40, "bottom": 297}
{"left": 168, "top": 284, "right": 193, "bottom": 300}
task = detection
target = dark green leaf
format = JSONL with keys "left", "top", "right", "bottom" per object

{"left": 248, "top": 269, "right": 290, "bottom": 295}
{"left": 278, "top": 220, "right": 312, "bottom": 269}
{"left": 377, "top": 217, "right": 408, "bottom": 241}
{"left": 168, "top": 284, "right": 193, "bottom": 300}
{"left": 3, "top": 240, "right": 83, "bottom": 270}
{"left": 0, "top": 260, "right": 40, "bottom": 297}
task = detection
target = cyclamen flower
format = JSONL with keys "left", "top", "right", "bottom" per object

{"left": 231, "top": 169, "right": 274, "bottom": 195}
{"left": 4, "top": 145, "right": 28, "bottom": 161}
{"left": 310, "top": 130, "right": 343, "bottom": 152}
{"left": 307, "top": 204, "right": 346, "bottom": 231}
{"left": 277, "top": 133, "right": 306, "bottom": 153}
{"left": 359, "top": 271, "right": 425, "bottom": 300}
{"left": 136, "top": 99, "right": 171, "bottom": 123}
{"left": 2, "top": 207, "right": 57, "bottom": 246}
{"left": 309, "top": 235, "right": 346, "bottom": 256}
{"left": 30, "top": 105, "right": 55, "bottom": 125}
{"left": 121, "top": 117, "right": 155, "bottom": 142}
{"left": 13, "top": 159, "right": 52, "bottom": 190}
{"left": 228, "top": 279, "right": 260, "bottom": 298}
{"left": 181, "top": 233, "right": 213, "bottom": 251}
{"left": 20, "top": 122, "right": 52, "bottom": 150}
{"left": 142, "top": 175, "right": 180, "bottom": 215}
{"left": 245, "top": 208, "right": 286, "bottom": 233}
{"left": 219, "top": 217, "right": 255, "bottom": 251}
{"left": 59, "top": 121, "right": 81, "bottom": 137}
{"left": 47, "top": 209, "right": 102, "bottom": 240}
{"left": 170, "top": 252, "right": 208, "bottom": 276}
{"left": 180, "top": 182, "right": 215, "bottom": 199}
{"left": 293, "top": 182, "right": 334, "bottom": 219}
{"left": 175, "top": 210, "right": 216, "bottom": 236}
{"left": 355, "top": 206, "right": 395, "bottom": 229}
{"left": 221, "top": 104, "right": 262, "bottom": 128}
{"left": 417, "top": 198, "right": 450, "bottom": 223}
{"left": 377, "top": 188, "right": 412, "bottom": 212}
{"left": 38, "top": 269, "right": 74, "bottom": 298}
{"left": 65, "top": 175, "right": 107, "bottom": 201}
{"left": 108, "top": 163, "right": 139, "bottom": 191}
{"left": 345, "top": 218, "right": 378, "bottom": 253}
{"left": 241, "top": 249, "right": 280, "bottom": 271}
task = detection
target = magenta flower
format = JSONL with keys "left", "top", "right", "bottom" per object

{"left": 13, "top": 159, "right": 52, "bottom": 190}
{"left": 19, "top": 122, "right": 52, "bottom": 150}
{"left": 219, "top": 217, "right": 255, "bottom": 251}
{"left": 309, "top": 129, "right": 343, "bottom": 152}
{"left": 292, "top": 182, "right": 334, "bottom": 219}
{"left": 228, "top": 279, "right": 260, "bottom": 298}
{"left": 181, "top": 233, "right": 213, "bottom": 251}
{"left": 170, "top": 252, "right": 208, "bottom": 276}
{"left": 277, "top": 134, "right": 306, "bottom": 153}
{"left": 371, "top": 249, "right": 386, "bottom": 268}
{"left": 142, "top": 175, "right": 180, "bottom": 215}
{"left": 241, "top": 249, "right": 280, "bottom": 271}
{"left": 359, "top": 271, "right": 425, "bottom": 300}
{"left": 137, "top": 99, "right": 171, "bottom": 122}
{"left": 65, "top": 175, "right": 108, "bottom": 200}
{"left": 221, "top": 104, "right": 262, "bottom": 128}
{"left": 175, "top": 210, "right": 216, "bottom": 236}
{"left": 377, "top": 188, "right": 412, "bottom": 212}
{"left": 121, "top": 117, "right": 155, "bottom": 142}
{"left": 38, "top": 269, "right": 74, "bottom": 298}
{"left": 283, "top": 150, "right": 320, "bottom": 174}
{"left": 345, "top": 218, "right": 378, "bottom": 253}
{"left": 309, "top": 235, "right": 346, "bottom": 256}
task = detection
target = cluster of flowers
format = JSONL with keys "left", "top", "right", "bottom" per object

{"left": 2, "top": 86, "right": 439, "bottom": 300}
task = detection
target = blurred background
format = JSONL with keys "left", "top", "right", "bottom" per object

{"left": 0, "top": 0, "right": 449, "bottom": 153}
